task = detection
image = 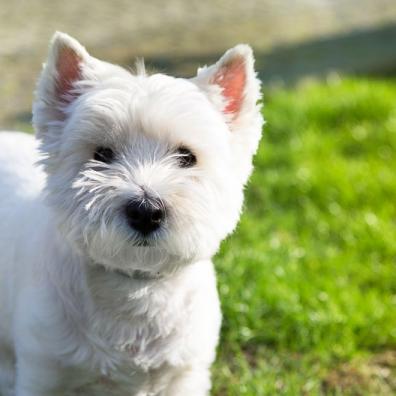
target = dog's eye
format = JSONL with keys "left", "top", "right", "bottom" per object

{"left": 93, "top": 147, "right": 115, "bottom": 163}
{"left": 176, "top": 147, "right": 197, "bottom": 168}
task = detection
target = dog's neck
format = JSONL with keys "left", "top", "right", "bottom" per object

{"left": 44, "top": 219, "right": 190, "bottom": 331}
{"left": 82, "top": 256, "right": 199, "bottom": 333}
{"left": 94, "top": 262, "right": 165, "bottom": 281}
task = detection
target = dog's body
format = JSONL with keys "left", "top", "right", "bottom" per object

{"left": 0, "top": 133, "right": 221, "bottom": 395}
{"left": 0, "top": 33, "right": 262, "bottom": 396}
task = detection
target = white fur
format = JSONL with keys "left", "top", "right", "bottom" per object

{"left": 0, "top": 32, "right": 263, "bottom": 396}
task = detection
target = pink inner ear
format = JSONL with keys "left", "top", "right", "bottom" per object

{"left": 56, "top": 46, "right": 82, "bottom": 102}
{"left": 213, "top": 55, "right": 246, "bottom": 116}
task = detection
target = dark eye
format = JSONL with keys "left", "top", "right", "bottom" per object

{"left": 176, "top": 146, "right": 197, "bottom": 168}
{"left": 93, "top": 147, "right": 115, "bottom": 163}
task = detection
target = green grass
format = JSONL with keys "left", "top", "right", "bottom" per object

{"left": 212, "top": 78, "right": 396, "bottom": 395}
{"left": 7, "top": 77, "right": 395, "bottom": 395}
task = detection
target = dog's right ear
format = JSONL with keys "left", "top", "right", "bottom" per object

{"left": 33, "top": 32, "right": 96, "bottom": 139}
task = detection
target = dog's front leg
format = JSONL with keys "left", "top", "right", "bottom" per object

{"left": 13, "top": 288, "right": 71, "bottom": 396}
{"left": 163, "top": 366, "right": 211, "bottom": 396}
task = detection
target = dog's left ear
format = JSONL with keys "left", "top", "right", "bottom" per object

{"left": 33, "top": 32, "right": 99, "bottom": 140}
{"left": 193, "top": 45, "right": 262, "bottom": 130}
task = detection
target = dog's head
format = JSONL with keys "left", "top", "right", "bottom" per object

{"left": 33, "top": 32, "right": 263, "bottom": 274}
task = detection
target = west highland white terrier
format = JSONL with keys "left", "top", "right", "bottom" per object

{"left": 0, "top": 32, "right": 263, "bottom": 396}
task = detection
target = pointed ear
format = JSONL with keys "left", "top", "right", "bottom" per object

{"left": 50, "top": 33, "right": 90, "bottom": 104}
{"left": 193, "top": 44, "right": 261, "bottom": 127}
{"left": 33, "top": 32, "right": 96, "bottom": 139}
{"left": 38, "top": 32, "right": 91, "bottom": 105}
{"left": 194, "top": 46, "right": 264, "bottom": 184}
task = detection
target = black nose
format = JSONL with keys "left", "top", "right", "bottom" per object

{"left": 125, "top": 198, "right": 164, "bottom": 235}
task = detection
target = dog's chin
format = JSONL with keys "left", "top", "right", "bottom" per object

{"left": 83, "top": 225, "right": 212, "bottom": 275}
{"left": 87, "top": 240, "right": 190, "bottom": 276}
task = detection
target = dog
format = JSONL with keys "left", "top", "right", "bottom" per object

{"left": 0, "top": 32, "right": 263, "bottom": 396}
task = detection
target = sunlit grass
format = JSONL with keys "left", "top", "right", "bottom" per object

{"left": 213, "top": 78, "right": 396, "bottom": 395}
{"left": 6, "top": 77, "right": 395, "bottom": 395}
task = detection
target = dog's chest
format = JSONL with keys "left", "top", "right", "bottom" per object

{"left": 61, "top": 330, "right": 178, "bottom": 396}
{"left": 66, "top": 368, "right": 169, "bottom": 396}
{"left": 60, "top": 274, "right": 193, "bottom": 394}
{"left": 68, "top": 335, "right": 179, "bottom": 396}
{"left": 63, "top": 373, "right": 134, "bottom": 396}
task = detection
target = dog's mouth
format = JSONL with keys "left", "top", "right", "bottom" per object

{"left": 133, "top": 234, "right": 161, "bottom": 247}
{"left": 131, "top": 229, "right": 165, "bottom": 247}
{"left": 135, "top": 239, "right": 151, "bottom": 247}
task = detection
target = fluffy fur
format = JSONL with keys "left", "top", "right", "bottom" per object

{"left": 0, "top": 32, "right": 263, "bottom": 396}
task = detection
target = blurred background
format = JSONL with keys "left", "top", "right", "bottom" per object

{"left": 2, "top": 0, "right": 396, "bottom": 129}
{"left": 1, "top": 1, "right": 395, "bottom": 395}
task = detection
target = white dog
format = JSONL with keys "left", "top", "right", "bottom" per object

{"left": 0, "top": 32, "right": 263, "bottom": 396}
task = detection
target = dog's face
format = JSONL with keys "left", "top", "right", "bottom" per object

{"left": 33, "top": 33, "right": 263, "bottom": 274}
